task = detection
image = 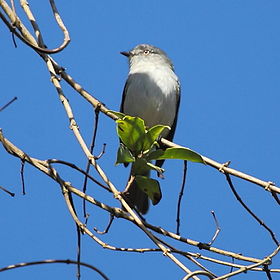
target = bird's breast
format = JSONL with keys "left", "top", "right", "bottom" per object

{"left": 123, "top": 67, "right": 179, "bottom": 135}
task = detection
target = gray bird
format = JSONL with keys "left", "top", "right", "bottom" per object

{"left": 120, "top": 44, "right": 181, "bottom": 214}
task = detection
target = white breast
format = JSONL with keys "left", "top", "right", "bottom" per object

{"left": 123, "top": 60, "right": 179, "bottom": 137}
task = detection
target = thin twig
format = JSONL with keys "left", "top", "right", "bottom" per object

{"left": 76, "top": 223, "right": 81, "bottom": 280}
{"left": 263, "top": 264, "right": 273, "bottom": 280}
{"left": 214, "top": 245, "right": 280, "bottom": 280}
{"left": 48, "top": 0, "right": 71, "bottom": 52}
{"left": 20, "top": 159, "right": 26, "bottom": 195}
{"left": 225, "top": 173, "right": 279, "bottom": 246}
{"left": 271, "top": 191, "right": 280, "bottom": 205}
{"left": 229, "top": 257, "right": 234, "bottom": 273}
{"left": 0, "top": 185, "right": 15, "bottom": 196}
{"left": 180, "top": 251, "right": 280, "bottom": 273}
{"left": 20, "top": 0, "right": 45, "bottom": 47}
{"left": 48, "top": 161, "right": 82, "bottom": 279}
{"left": 183, "top": 270, "right": 214, "bottom": 280}
{"left": 8, "top": 0, "right": 17, "bottom": 46}
{"left": 208, "top": 211, "right": 221, "bottom": 246}
{"left": 94, "top": 143, "right": 106, "bottom": 160}
{"left": 10, "top": 0, "right": 16, "bottom": 16}
{"left": 83, "top": 105, "right": 101, "bottom": 217}
{"left": 0, "top": 97, "right": 17, "bottom": 112}
{"left": 8, "top": 0, "right": 17, "bottom": 45}
{"left": 0, "top": 259, "right": 109, "bottom": 279}
{"left": 94, "top": 214, "right": 114, "bottom": 234}
{"left": 47, "top": 159, "right": 110, "bottom": 192}
{"left": 153, "top": 235, "right": 217, "bottom": 278}
{"left": 176, "top": 160, "right": 187, "bottom": 235}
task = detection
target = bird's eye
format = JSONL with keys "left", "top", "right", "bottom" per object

{"left": 144, "top": 50, "right": 150, "bottom": 55}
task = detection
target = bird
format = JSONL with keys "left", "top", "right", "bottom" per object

{"left": 120, "top": 44, "right": 181, "bottom": 214}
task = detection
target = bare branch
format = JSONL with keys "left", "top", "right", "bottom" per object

{"left": 161, "top": 138, "right": 280, "bottom": 195}
{"left": 83, "top": 105, "right": 101, "bottom": 217}
{"left": 183, "top": 270, "right": 214, "bottom": 280}
{"left": 0, "top": 96, "right": 17, "bottom": 112}
{"left": 20, "top": 159, "right": 26, "bottom": 195}
{"left": 0, "top": 259, "right": 109, "bottom": 280}
{"left": 208, "top": 211, "right": 221, "bottom": 246}
{"left": 225, "top": 173, "right": 279, "bottom": 246}
{"left": 213, "top": 246, "right": 278, "bottom": 280}
{"left": 0, "top": 185, "right": 15, "bottom": 196}
{"left": 47, "top": 159, "right": 110, "bottom": 192}
{"left": 20, "top": 0, "right": 46, "bottom": 47}
{"left": 176, "top": 160, "right": 187, "bottom": 235}
{"left": 94, "top": 214, "right": 115, "bottom": 234}
{"left": 19, "top": 0, "right": 70, "bottom": 53}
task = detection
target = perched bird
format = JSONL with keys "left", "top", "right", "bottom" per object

{"left": 120, "top": 44, "right": 181, "bottom": 214}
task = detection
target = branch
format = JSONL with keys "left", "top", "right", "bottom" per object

{"left": 161, "top": 138, "right": 280, "bottom": 195}
{"left": 225, "top": 173, "right": 279, "bottom": 246}
{"left": 0, "top": 96, "right": 17, "bottom": 112}
{"left": 19, "top": 0, "right": 70, "bottom": 53}
{"left": 0, "top": 259, "right": 109, "bottom": 280}
{"left": 214, "top": 245, "right": 280, "bottom": 280}
{"left": 0, "top": 185, "right": 15, "bottom": 196}
{"left": 176, "top": 160, "right": 187, "bottom": 235}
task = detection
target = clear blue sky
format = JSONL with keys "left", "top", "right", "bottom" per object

{"left": 1, "top": 1, "right": 280, "bottom": 279}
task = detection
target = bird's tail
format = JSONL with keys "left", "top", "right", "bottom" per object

{"left": 122, "top": 169, "right": 150, "bottom": 214}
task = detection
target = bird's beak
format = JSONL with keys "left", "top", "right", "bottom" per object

{"left": 120, "top": 51, "right": 130, "bottom": 57}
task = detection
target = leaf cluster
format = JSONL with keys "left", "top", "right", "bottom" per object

{"left": 112, "top": 112, "right": 204, "bottom": 205}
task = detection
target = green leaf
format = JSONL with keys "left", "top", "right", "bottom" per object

{"left": 107, "top": 110, "right": 126, "bottom": 119}
{"left": 116, "top": 116, "right": 146, "bottom": 153}
{"left": 135, "top": 175, "right": 162, "bottom": 205}
{"left": 131, "top": 158, "right": 151, "bottom": 176}
{"left": 149, "top": 147, "right": 205, "bottom": 163}
{"left": 131, "top": 158, "right": 164, "bottom": 176}
{"left": 142, "top": 125, "right": 170, "bottom": 151}
{"left": 115, "top": 144, "right": 135, "bottom": 165}
{"left": 146, "top": 149, "right": 165, "bottom": 161}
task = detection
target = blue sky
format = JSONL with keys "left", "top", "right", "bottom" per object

{"left": 1, "top": 1, "right": 280, "bottom": 279}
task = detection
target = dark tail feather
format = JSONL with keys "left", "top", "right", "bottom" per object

{"left": 122, "top": 177, "right": 149, "bottom": 215}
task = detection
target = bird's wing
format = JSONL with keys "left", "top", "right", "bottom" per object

{"left": 156, "top": 81, "right": 181, "bottom": 168}
{"left": 166, "top": 81, "right": 181, "bottom": 143}
{"left": 120, "top": 78, "right": 129, "bottom": 113}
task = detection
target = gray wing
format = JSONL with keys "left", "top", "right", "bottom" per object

{"left": 120, "top": 79, "right": 129, "bottom": 113}
{"left": 166, "top": 81, "right": 181, "bottom": 143}
{"left": 120, "top": 80, "right": 129, "bottom": 167}
{"left": 156, "top": 81, "right": 181, "bottom": 168}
